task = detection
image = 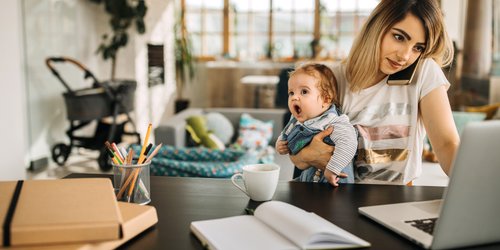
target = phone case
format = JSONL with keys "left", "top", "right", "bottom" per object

{"left": 386, "top": 58, "right": 421, "bottom": 85}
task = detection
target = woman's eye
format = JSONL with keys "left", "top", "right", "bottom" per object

{"left": 394, "top": 34, "right": 404, "bottom": 41}
{"left": 414, "top": 46, "right": 425, "bottom": 53}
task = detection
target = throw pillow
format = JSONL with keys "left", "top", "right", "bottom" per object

{"left": 234, "top": 113, "right": 273, "bottom": 150}
{"left": 205, "top": 112, "right": 234, "bottom": 145}
{"left": 185, "top": 115, "right": 225, "bottom": 150}
{"left": 186, "top": 125, "right": 202, "bottom": 146}
{"left": 206, "top": 133, "right": 226, "bottom": 150}
{"left": 185, "top": 115, "right": 206, "bottom": 146}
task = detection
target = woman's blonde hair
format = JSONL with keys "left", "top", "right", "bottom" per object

{"left": 345, "top": 0, "right": 453, "bottom": 92}
{"left": 289, "top": 63, "right": 339, "bottom": 107}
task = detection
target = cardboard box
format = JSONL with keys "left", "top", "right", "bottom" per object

{"left": 0, "top": 178, "right": 123, "bottom": 246}
{"left": 2, "top": 202, "right": 158, "bottom": 250}
{"left": 85, "top": 202, "right": 157, "bottom": 250}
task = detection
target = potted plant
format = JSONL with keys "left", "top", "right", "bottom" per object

{"left": 174, "top": 6, "right": 195, "bottom": 113}
{"left": 90, "top": 0, "right": 147, "bottom": 81}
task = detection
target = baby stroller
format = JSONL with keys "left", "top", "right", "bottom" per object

{"left": 46, "top": 57, "right": 141, "bottom": 171}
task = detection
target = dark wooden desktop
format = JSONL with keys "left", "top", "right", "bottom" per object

{"left": 66, "top": 173, "right": 498, "bottom": 249}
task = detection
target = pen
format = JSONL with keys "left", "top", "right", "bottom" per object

{"left": 144, "top": 143, "right": 162, "bottom": 163}
{"left": 105, "top": 141, "right": 124, "bottom": 164}
{"left": 127, "top": 123, "right": 152, "bottom": 199}
{"left": 111, "top": 142, "right": 125, "bottom": 163}
{"left": 138, "top": 179, "right": 150, "bottom": 200}
{"left": 119, "top": 148, "right": 134, "bottom": 187}
{"left": 142, "top": 143, "right": 153, "bottom": 162}
{"left": 106, "top": 147, "right": 123, "bottom": 165}
{"left": 126, "top": 148, "right": 134, "bottom": 165}
{"left": 116, "top": 170, "right": 135, "bottom": 199}
{"left": 137, "top": 123, "right": 152, "bottom": 164}
{"left": 107, "top": 150, "right": 120, "bottom": 165}
{"left": 119, "top": 147, "right": 128, "bottom": 161}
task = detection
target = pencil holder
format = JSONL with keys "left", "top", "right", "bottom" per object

{"left": 113, "top": 161, "right": 151, "bottom": 205}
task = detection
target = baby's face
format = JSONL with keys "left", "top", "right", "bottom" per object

{"left": 287, "top": 72, "right": 329, "bottom": 123}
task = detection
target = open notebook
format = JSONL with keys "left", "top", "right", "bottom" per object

{"left": 191, "top": 200, "right": 370, "bottom": 250}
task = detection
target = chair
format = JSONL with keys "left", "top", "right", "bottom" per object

{"left": 274, "top": 67, "right": 294, "bottom": 109}
{"left": 464, "top": 103, "right": 500, "bottom": 120}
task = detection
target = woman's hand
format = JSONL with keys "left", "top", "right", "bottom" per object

{"left": 289, "top": 127, "right": 335, "bottom": 170}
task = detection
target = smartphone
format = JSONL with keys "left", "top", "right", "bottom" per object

{"left": 386, "top": 57, "right": 421, "bottom": 85}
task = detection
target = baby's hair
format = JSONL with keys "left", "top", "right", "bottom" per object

{"left": 289, "top": 63, "right": 339, "bottom": 106}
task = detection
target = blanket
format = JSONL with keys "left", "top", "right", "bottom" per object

{"left": 130, "top": 144, "right": 275, "bottom": 178}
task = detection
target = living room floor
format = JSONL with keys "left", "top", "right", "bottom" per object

{"left": 27, "top": 148, "right": 449, "bottom": 187}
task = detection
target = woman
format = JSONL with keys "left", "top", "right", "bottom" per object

{"left": 291, "top": 0, "right": 460, "bottom": 185}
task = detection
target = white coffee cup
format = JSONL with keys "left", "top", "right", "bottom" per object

{"left": 231, "top": 163, "right": 280, "bottom": 201}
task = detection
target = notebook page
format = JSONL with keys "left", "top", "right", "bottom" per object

{"left": 255, "top": 201, "right": 369, "bottom": 249}
{"left": 190, "top": 215, "right": 297, "bottom": 250}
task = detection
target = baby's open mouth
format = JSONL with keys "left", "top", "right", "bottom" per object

{"left": 294, "top": 104, "right": 301, "bottom": 114}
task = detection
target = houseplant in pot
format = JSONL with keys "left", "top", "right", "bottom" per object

{"left": 91, "top": 0, "right": 147, "bottom": 81}
{"left": 174, "top": 6, "right": 195, "bottom": 113}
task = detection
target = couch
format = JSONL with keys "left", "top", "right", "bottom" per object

{"left": 154, "top": 107, "right": 294, "bottom": 180}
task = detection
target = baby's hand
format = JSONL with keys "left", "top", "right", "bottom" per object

{"left": 275, "top": 140, "right": 290, "bottom": 155}
{"left": 324, "top": 169, "right": 348, "bottom": 187}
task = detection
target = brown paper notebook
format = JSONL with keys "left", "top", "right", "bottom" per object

{"left": 0, "top": 178, "right": 122, "bottom": 247}
{"left": 2, "top": 202, "right": 158, "bottom": 250}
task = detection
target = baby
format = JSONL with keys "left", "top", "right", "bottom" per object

{"left": 276, "top": 63, "right": 357, "bottom": 186}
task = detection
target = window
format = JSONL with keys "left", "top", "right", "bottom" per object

{"left": 320, "top": 0, "right": 379, "bottom": 59}
{"left": 181, "top": 0, "right": 380, "bottom": 61}
{"left": 229, "top": 0, "right": 271, "bottom": 60}
{"left": 185, "top": 0, "right": 224, "bottom": 59}
{"left": 273, "top": 0, "right": 315, "bottom": 59}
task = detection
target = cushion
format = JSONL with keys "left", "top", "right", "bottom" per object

{"left": 205, "top": 112, "right": 234, "bottom": 145}
{"left": 452, "top": 111, "right": 486, "bottom": 135}
{"left": 234, "top": 113, "right": 273, "bottom": 150}
{"left": 185, "top": 115, "right": 225, "bottom": 150}
{"left": 423, "top": 111, "right": 486, "bottom": 162}
{"left": 206, "top": 133, "right": 226, "bottom": 150}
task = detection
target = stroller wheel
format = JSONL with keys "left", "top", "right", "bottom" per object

{"left": 52, "top": 143, "right": 71, "bottom": 166}
{"left": 98, "top": 148, "right": 112, "bottom": 172}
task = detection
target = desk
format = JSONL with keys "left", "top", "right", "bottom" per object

{"left": 65, "top": 174, "right": 498, "bottom": 250}
{"left": 240, "top": 75, "right": 280, "bottom": 108}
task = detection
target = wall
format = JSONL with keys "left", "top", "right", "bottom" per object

{"left": 22, "top": 0, "right": 175, "bottom": 166}
{"left": 442, "top": 0, "right": 467, "bottom": 49}
{"left": 0, "top": 0, "right": 27, "bottom": 180}
{"left": 191, "top": 61, "right": 292, "bottom": 108}
{"left": 135, "top": 0, "right": 176, "bottom": 139}
{"left": 23, "top": 0, "right": 120, "bottom": 162}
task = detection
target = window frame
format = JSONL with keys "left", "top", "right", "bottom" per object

{"left": 180, "top": 0, "right": 378, "bottom": 61}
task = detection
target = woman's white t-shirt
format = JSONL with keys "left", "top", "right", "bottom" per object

{"left": 332, "top": 58, "right": 450, "bottom": 184}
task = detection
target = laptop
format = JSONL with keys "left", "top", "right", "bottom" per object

{"left": 358, "top": 120, "right": 500, "bottom": 249}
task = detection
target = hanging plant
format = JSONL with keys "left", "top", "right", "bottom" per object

{"left": 174, "top": 7, "right": 195, "bottom": 101}
{"left": 90, "top": 0, "right": 147, "bottom": 80}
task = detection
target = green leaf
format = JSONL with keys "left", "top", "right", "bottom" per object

{"left": 136, "top": 19, "right": 145, "bottom": 34}
{"left": 136, "top": 1, "right": 147, "bottom": 17}
{"left": 91, "top": 0, "right": 148, "bottom": 66}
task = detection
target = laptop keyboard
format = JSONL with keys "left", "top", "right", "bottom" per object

{"left": 404, "top": 218, "right": 438, "bottom": 235}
